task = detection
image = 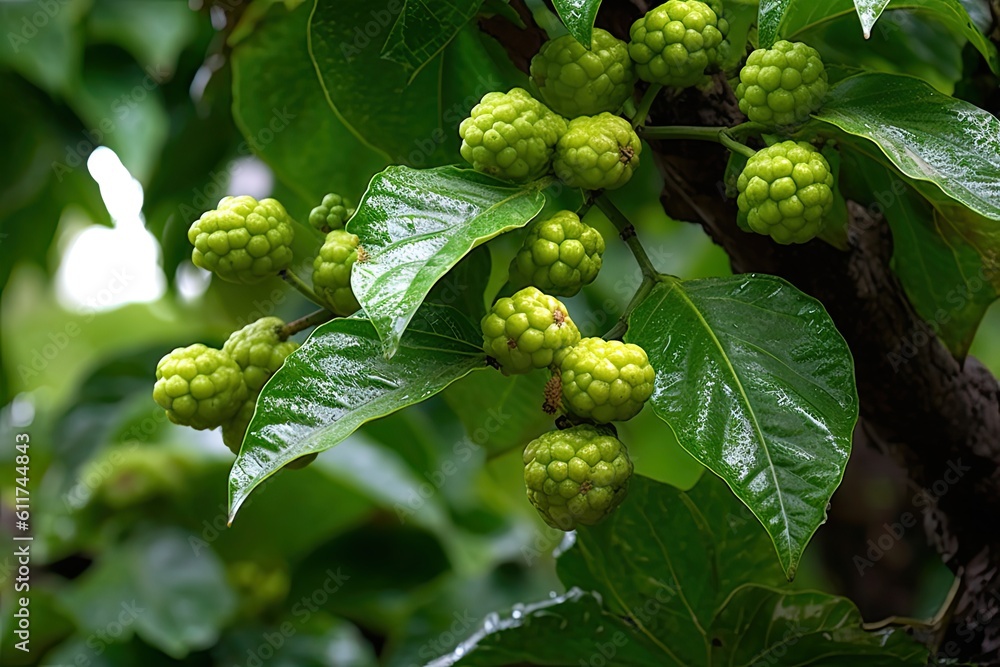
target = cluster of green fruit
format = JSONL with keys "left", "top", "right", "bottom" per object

{"left": 460, "top": 0, "right": 836, "bottom": 246}
{"left": 481, "top": 209, "right": 655, "bottom": 530}
{"left": 153, "top": 192, "right": 367, "bottom": 463}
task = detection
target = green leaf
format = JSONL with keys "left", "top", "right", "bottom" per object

{"left": 228, "top": 304, "right": 485, "bottom": 521}
{"left": 815, "top": 73, "right": 1000, "bottom": 221}
{"left": 60, "top": 526, "right": 236, "bottom": 659}
{"left": 443, "top": 371, "right": 552, "bottom": 457}
{"left": 840, "top": 150, "right": 998, "bottom": 358}
{"left": 551, "top": 0, "right": 603, "bottom": 45}
{"left": 758, "top": 0, "right": 794, "bottom": 48}
{"left": 712, "top": 586, "right": 930, "bottom": 665}
{"left": 441, "top": 476, "right": 927, "bottom": 666}
{"left": 232, "top": 3, "right": 387, "bottom": 203}
{"left": 779, "top": 0, "right": 999, "bottom": 73}
{"left": 381, "top": 0, "right": 485, "bottom": 81}
{"left": 309, "top": 0, "right": 448, "bottom": 163}
{"left": 348, "top": 166, "right": 549, "bottom": 357}
{"left": 853, "top": 0, "right": 891, "bottom": 37}
{"left": 625, "top": 275, "right": 859, "bottom": 578}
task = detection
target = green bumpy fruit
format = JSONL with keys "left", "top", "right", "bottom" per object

{"left": 523, "top": 425, "right": 633, "bottom": 530}
{"left": 530, "top": 28, "right": 636, "bottom": 117}
{"left": 560, "top": 338, "right": 655, "bottom": 422}
{"left": 308, "top": 193, "right": 354, "bottom": 233}
{"left": 153, "top": 344, "right": 248, "bottom": 430}
{"left": 188, "top": 196, "right": 295, "bottom": 283}
{"left": 509, "top": 211, "right": 606, "bottom": 296}
{"left": 482, "top": 287, "right": 580, "bottom": 375}
{"left": 553, "top": 113, "right": 641, "bottom": 191}
{"left": 223, "top": 317, "right": 299, "bottom": 392}
{"left": 459, "top": 88, "right": 567, "bottom": 182}
{"left": 628, "top": 0, "right": 724, "bottom": 88}
{"left": 736, "top": 141, "right": 834, "bottom": 244}
{"left": 735, "top": 40, "right": 828, "bottom": 127}
{"left": 313, "top": 230, "right": 362, "bottom": 316}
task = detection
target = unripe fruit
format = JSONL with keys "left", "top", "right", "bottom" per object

{"left": 313, "top": 230, "right": 362, "bottom": 316}
{"left": 459, "top": 88, "right": 568, "bottom": 182}
{"left": 308, "top": 193, "right": 354, "bottom": 233}
{"left": 481, "top": 287, "right": 580, "bottom": 375}
{"left": 736, "top": 140, "right": 834, "bottom": 244}
{"left": 559, "top": 338, "right": 655, "bottom": 422}
{"left": 188, "top": 196, "right": 295, "bottom": 283}
{"left": 153, "top": 344, "right": 248, "bottom": 430}
{"left": 523, "top": 424, "right": 633, "bottom": 530}
{"left": 223, "top": 317, "right": 299, "bottom": 392}
{"left": 553, "top": 113, "right": 641, "bottom": 191}
{"left": 735, "top": 40, "right": 828, "bottom": 127}
{"left": 509, "top": 211, "right": 606, "bottom": 297}
{"left": 628, "top": 0, "right": 724, "bottom": 88}
{"left": 530, "top": 28, "right": 636, "bottom": 117}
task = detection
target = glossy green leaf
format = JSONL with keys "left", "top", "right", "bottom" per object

{"left": 815, "top": 73, "right": 1000, "bottom": 221}
{"left": 758, "top": 0, "right": 794, "bottom": 48}
{"left": 233, "top": 3, "right": 387, "bottom": 203}
{"left": 228, "top": 304, "right": 485, "bottom": 521}
{"left": 348, "top": 166, "right": 549, "bottom": 357}
{"left": 625, "top": 275, "right": 859, "bottom": 578}
{"left": 309, "top": 0, "right": 448, "bottom": 163}
{"left": 551, "top": 0, "right": 603, "bottom": 45}
{"left": 712, "top": 586, "right": 930, "bottom": 665}
{"left": 840, "top": 150, "right": 998, "bottom": 358}
{"left": 440, "top": 476, "right": 927, "bottom": 666}
{"left": 853, "top": 0, "right": 891, "bottom": 37}
{"left": 60, "top": 526, "right": 236, "bottom": 659}
{"left": 779, "top": 0, "right": 999, "bottom": 72}
{"left": 381, "top": 0, "right": 485, "bottom": 81}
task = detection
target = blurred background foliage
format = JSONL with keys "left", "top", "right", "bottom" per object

{"left": 1, "top": 0, "right": 997, "bottom": 665}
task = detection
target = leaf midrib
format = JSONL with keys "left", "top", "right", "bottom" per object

{"left": 670, "top": 282, "right": 793, "bottom": 560}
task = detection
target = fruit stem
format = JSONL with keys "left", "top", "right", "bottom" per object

{"left": 631, "top": 83, "right": 664, "bottom": 129}
{"left": 280, "top": 308, "right": 336, "bottom": 339}
{"left": 603, "top": 274, "right": 656, "bottom": 341}
{"left": 280, "top": 269, "right": 324, "bottom": 307}
{"left": 719, "top": 131, "right": 757, "bottom": 159}
{"left": 594, "top": 194, "right": 658, "bottom": 281}
{"left": 639, "top": 124, "right": 729, "bottom": 141}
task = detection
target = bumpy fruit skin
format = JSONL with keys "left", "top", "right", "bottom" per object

{"left": 736, "top": 141, "right": 834, "bottom": 244}
{"left": 313, "top": 230, "right": 362, "bottom": 316}
{"left": 482, "top": 287, "right": 580, "bottom": 375}
{"left": 459, "top": 88, "right": 567, "bottom": 183}
{"left": 188, "top": 196, "right": 294, "bottom": 283}
{"left": 553, "top": 113, "right": 641, "bottom": 191}
{"left": 530, "top": 29, "right": 636, "bottom": 117}
{"left": 223, "top": 317, "right": 299, "bottom": 392}
{"left": 523, "top": 425, "right": 633, "bottom": 530}
{"left": 735, "top": 40, "right": 828, "bottom": 127}
{"left": 153, "top": 344, "right": 247, "bottom": 430}
{"left": 509, "top": 211, "right": 606, "bottom": 296}
{"left": 628, "top": 1, "right": 724, "bottom": 88}
{"left": 560, "top": 338, "right": 655, "bottom": 422}
{"left": 308, "top": 193, "right": 354, "bottom": 233}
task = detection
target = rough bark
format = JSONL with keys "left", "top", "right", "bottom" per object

{"left": 483, "top": 1, "right": 1000, "bottom": 662}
